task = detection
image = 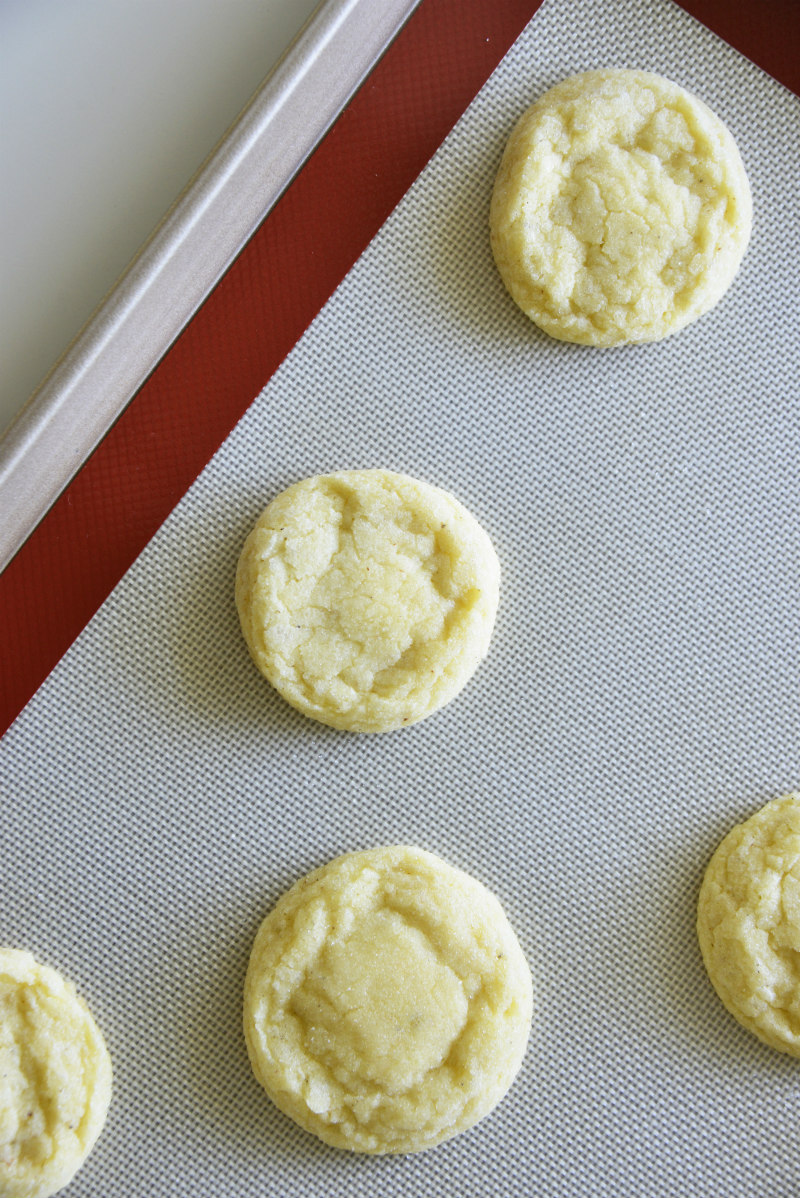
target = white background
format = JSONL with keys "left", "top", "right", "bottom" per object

{"left": 0, "top": 0, "right": 321, "bottom": 436}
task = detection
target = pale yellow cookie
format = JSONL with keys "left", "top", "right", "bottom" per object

{"left": 243, "top": 845, "right": 532, "bottom": 1153}
{"left": 235, "top": 470, "right": 500, "bottom": 732}
{"left": 0, "top": 949, "right": 112, "bottom": 1198}
{"left": 697, "top": 792, "right": 800, "bottom": 1056}
{"left": 490, "top": 69, "right": 752, "bottom": 346}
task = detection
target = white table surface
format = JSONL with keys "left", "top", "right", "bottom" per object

{"left": 0, "top": 0, "right": 322, "bottom": 437}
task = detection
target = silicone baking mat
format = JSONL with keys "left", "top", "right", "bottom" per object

{"left": 2, "top": 0, "right": 799, "bottom": 1194}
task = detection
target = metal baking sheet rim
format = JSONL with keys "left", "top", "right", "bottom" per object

{"left": 0, "top": 0, "right": 422, "bottom": 576}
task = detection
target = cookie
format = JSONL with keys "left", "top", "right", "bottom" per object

{"left": 243, "top": 845, "right": 532, "bottom": 1153}
{"left": 490, "top": 69, "right": 752, "bottom": 346}
{"left": 0, "top": 949, "right": 112, "bottom": 1198}
{"left": 235, "top": 470, "right": 500, "bottom": 732}
{"left": 697, "top": 792, "right": 800, "bottom": 1056}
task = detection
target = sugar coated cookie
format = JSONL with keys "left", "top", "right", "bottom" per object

{"left": 235, "top": 470, "right": 500, "bottom": 732}
{"left": 243, "top": 845, "right": 532, "bottom": 1153}
{"left": 490, "top": 69, "right": 752, "bottom": 346}
{"left": 697, "top": 792, "right": 800, "bottom": 1056}
{"left": 0, "top": 949, "right": 112, "bottom": 1198}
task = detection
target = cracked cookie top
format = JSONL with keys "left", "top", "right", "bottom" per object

{"left": 235, "top": 470, "right": 500, "bottom": 732}
{"left": 490, "top": 69, "right": 751, "bottom": 346}
{"left": 243, "top": 845, "right": 532, "bottom": 1153}
{"left": 697, "top": 793, "right": 800, "bottom": 1056}
{"left": 0, "top": 949, "right": 112, "bottom": 1198}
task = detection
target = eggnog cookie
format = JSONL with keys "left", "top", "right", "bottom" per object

{"left": 0, "top": 949, "right": 112, "bottom": 1198}
{"left": 235, "top": 470, "right": 500, "bottom": 732}
{"left": 243, "top": 845, "right": 532, "bottom": 1153}
{"left": 697, "top": 793, "right": 800, "bottom": 1056}
{"left": 490, "top": 69, "right": 751, "bottom": 346}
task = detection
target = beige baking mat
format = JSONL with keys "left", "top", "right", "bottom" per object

{"left": 2, "top": 0, "right": 799, "bottom": 1193}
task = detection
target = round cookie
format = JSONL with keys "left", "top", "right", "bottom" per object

{"left": 0, "top": 949, "right": 112, "bottom": 1198}
{"left": 697, "top": 792, "right": 800, "bottom": 1056}
{"left": 490, "top": 69, "right": 752, "bottom": 347}
{"left": 243, "top": 845, "right": 532, "bottom": 1153}
{"left": 235, "top": 470, "right": 500, "bottom": 733}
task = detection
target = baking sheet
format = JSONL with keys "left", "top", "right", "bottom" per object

{"left": 0, "top": 0, "right": 421, "bottom": 573}
{"left": 2, "top": 0, "right": 800, "bottom": 1194}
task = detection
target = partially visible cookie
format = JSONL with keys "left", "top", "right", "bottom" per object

{"left": 243, "top": 845, "right": 532, "bottom": 1153}
{"left": 0, "top": 949, "right": 112, "bottom": 1198}
{"left": 697, "top": 792, "right": 800, "bottom": 1056}
{"left": 490, "top": 69, "right": 752, "bottom": 346}
{"left": 235, "top": 470, "right": 500, "bottom": 733}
